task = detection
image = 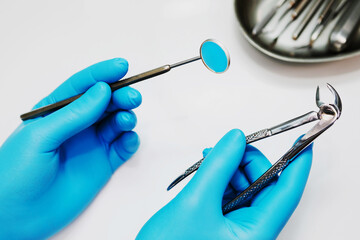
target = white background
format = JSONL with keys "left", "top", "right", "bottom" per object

{"left": 0, "top": 0, "right": 358, "bottom": 239}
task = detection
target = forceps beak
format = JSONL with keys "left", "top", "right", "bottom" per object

{"left": 327, "top": 83, "right": 342, "bottom": 116}
{"left": 316, "top": 83, "right": 342, "bottom": 117}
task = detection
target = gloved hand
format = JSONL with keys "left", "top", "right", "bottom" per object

{"left": 0, "top": 58, "right": 142, "bottom": 239}
{"left": 136, "top": 129, "right": 313, "bottom": 240}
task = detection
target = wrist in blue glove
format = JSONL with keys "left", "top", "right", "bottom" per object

{"left": 0, "top": 58, "right": 142, "bottom": 239}
{"left": 136, "top": 129, "right": 313, "bottom": 240}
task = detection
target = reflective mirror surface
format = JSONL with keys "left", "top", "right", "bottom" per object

{"left": 200, "top": 39, "right": 230, "bottom": 73}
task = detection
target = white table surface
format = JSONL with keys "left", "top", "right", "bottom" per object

{"left": 0, "top": 0, "right": 359, "bottom": 239}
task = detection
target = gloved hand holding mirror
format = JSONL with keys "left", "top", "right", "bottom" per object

{"left": 1, "top": 39, "right": 231, "bottom": 239}
{"left": 21, "top": 39, "right": 230, "bottom": 121}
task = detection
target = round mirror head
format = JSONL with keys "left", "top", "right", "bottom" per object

{"left": 200, "top": 39, "right": 230, "bottom": 74}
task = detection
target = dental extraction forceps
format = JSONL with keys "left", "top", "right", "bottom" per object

{"left": 167, "top": 84, "right": 342, "bottom": 214}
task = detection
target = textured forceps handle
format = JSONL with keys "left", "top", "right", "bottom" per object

{"left": 166, "top": 129, "right": 272, "bottom": 191}
{"left": 187, "top": 128, "right": 270, "bottom": 173}
{"left": 246, "top": 129, "right": 271, "bottom": 143}
{"left": 222, "top": 155, "right": 290, "bottom": 214}
{"left": 167, "top": 111, "right": 319, "bottom": 191}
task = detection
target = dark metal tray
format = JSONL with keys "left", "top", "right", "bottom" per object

{"left": 234, "top": 0, "right": 360, "bottom": 63}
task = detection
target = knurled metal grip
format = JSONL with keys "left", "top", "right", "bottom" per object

{"left": 246, "top": 129, "right": 271, "bottom": 143}
{"left": 222, "top": 157, "right": 290, "bottom": 214}
{"left": 184, "top": 159, "right": 203, "bottom": 175}
{"left": 170, "top": 129, "right": 272, "bottom": 189}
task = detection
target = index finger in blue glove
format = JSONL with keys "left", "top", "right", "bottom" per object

{"left": 33, "top": 58, "right": 128, "bottom": 109}
{"left": 31, "top": 82, "right": 111, "bottom": 152}
{"left": 181, "top": 129, "right": 246, "bottom": 209}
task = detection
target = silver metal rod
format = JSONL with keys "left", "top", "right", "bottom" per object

{"left": 272, "top": 0, "right": 310, "bottom": 44}
{"left": 291, "top": 0, "right": 311, "bottom": 19}
{"left": 278, "top": 0, "right": 300, "bottom": 21}
{"left": 292, "top": 0, "right": 324, "bottom": 40}
{"left": 170, "top": 56, "right": 201, "bottom": 69}
{"left": 252, "top": 0, "right": 287, "bottom": 36}
{"left": 329, "top": 0, "right": 358, "bottom": 52}
{"left": 309, "top": 0, "right": 338, "bottom": 46}
{"left": 270, "top": 111, "right": 319, "bottom": 135}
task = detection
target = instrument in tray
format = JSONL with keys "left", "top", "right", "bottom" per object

{"left": 235, "top": 0, "right": 360, "bottom": 62}
{"left": 254, "top": 0, "right": 360, "bottom": 51}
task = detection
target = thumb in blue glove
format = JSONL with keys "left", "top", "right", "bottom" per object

{"left": 0, "top": 58, "right": 142, "bottom": 239}
{"left": 136, "top": 129, "right": 313, "bottom": 240}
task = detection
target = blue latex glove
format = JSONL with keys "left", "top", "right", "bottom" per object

{"left": 0, "top": 58, "right": 142, "bottom": 239}
{"left": 137, "top": 129, "right": 313, "bottom": 240}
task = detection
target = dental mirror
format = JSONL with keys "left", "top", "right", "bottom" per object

{"left": 200, "top": 39, "right": 230, "bottom": 73}
{"left": 21, "top": 39, "right": 230, "bottom": 121}
{"left": 170, "top": 39, "right": 230, "bottom": 73}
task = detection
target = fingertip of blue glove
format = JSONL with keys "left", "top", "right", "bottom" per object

{"left": 109, "top": 131, "right": 140, "bottom": 171}
{"left": 113, "top": 57, "right": 129, "bottom": 69}
{"left": 115, "top": 111, "right": 137, "bottom": 131}
{"left": 231, "top": 128, "right": 244, "bottom": 136}
{"left": 226, "top": 129, "right": 246, "bottom": 143}
{"left": 128, "top": 88, "right": 142, "bottom": 107}
{"left": 202, "top": 148, "right": 212, "bottom": 157}
{"left": 121, "top": 131, "right": 140, "bottom": 154}
{"left": 71, "top": 81, "right": 112, "bottom": 123}
{"left": 110, "top": 58, "right": 129, "bottom": 80}
{"left": 88, "top": 81, "right": 112, "bottom": 100}
{"left": 111, "top": 87, "right": 142, "bottom": 110}
{"left": 201, "top": 129, "right": 244, "bottom": 158}
{"left": 90, "top": 58, "right": 129, "bottom": 83}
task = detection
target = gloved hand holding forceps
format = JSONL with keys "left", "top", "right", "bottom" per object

{"left": 138, "top": 83, "right": 341, "bottom": 239}
{"left": 136, "top": 129, "right": 313, "bottom": 240}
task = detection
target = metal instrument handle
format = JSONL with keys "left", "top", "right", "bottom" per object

{"left": 252, "top": 0, "right": 287, "bottom": 35}
{"left": 167, "top": 111, "right": 319, "bottom": 190}
{"left": 20, "top": 65, "right": 171, "bottom": 120}
{"left": 329, "top": 0, "right": 360, "bottom": 52}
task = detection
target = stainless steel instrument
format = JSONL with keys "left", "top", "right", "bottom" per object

{"left": 167, "top": 84, "right": 342, "bottom": 214}
{"left": 309, "top": 0, "right": 347, "bottom": 46}
{"left": 20, "top": 39, "right": 230, "bottom": 121}
{"left": 329, "top": 0, "right": 360, "bottom": 52}
{"left": 252, "top": 0, "right": 287, "bottom": 36}
{"left": 271, "top": 0, "right": 311, "bottom": 43}
{"left": 292, "top": 0, "right": 324, "bottom": 40}
{"left": 235, "top": 0, "right": 360, "bottom": 63}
